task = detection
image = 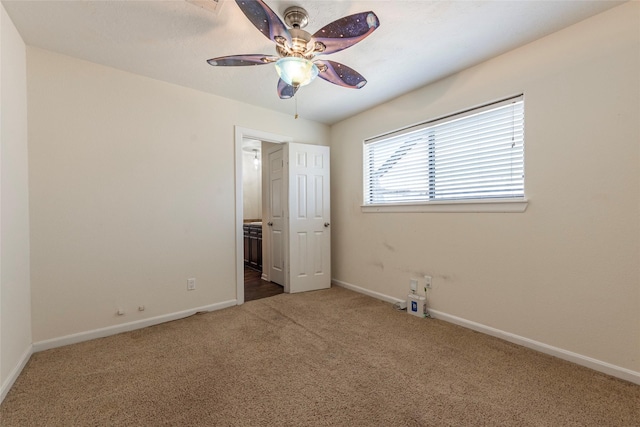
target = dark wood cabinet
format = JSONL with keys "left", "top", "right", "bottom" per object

{"left": 243, "top": 223, "right": 262, "bottom": 271}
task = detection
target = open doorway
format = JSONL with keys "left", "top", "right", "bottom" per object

{"left": 235, "top": 127, "right": 291, "bottom": 305}
{"left": 235, "top": 127, "right": 332, "bottom": 304}
{"left": 241, "top": 138, "right": 283, "bottom": 302}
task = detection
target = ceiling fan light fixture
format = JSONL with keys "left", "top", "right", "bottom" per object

{"left": 275, "top": 57, "right": 319, "bottom": 88}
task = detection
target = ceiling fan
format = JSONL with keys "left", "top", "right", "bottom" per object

{"left": 207, "top": 0, "right": 380, "bottom": 99}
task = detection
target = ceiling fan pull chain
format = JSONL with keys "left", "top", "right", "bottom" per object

{"left": 295, "top": 95, "right": 299, "bottom": 120}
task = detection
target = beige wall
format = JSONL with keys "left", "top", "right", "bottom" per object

{"left": 27, "top": 47, "right": 329, "bottom": 342}
{"left": 242, "top": 150, "right": 262, "bottom": 220}
{"left": 330, "top": 2, "right": 639, "bottom": 373}
{"left": 0, "top": 4, "right": 31, "bottom": 395}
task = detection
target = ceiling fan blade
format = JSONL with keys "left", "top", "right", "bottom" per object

{"left": 311, "top": 12, "right": 379, "bottom": 55}
{"left": 277, "top": 79, "right": 299, "bottom": 99}
{"left": 207, "top": 54, "right": 278, "bottom": 66}
{"left": 235, "top": 0, "right": 291, "bottom": 46}
{"left": 316, "top": 60, "right": 367, "bottom": 89}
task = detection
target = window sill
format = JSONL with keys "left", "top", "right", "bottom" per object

{"left": 361, "top": 198, "right": 528, "bottom": 213}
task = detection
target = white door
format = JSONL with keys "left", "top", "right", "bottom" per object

{"left": 287, "top": 142, "right": 331, "bottom": 293}
{"left": 266, "top": 145, "right": 285, "bottom": 286}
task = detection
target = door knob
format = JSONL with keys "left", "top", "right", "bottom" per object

{"left": 268, "top": 222, "right": 273, "bottom": 226}
{"left": 324, "top": 222, "right": 330, "bottom": 227}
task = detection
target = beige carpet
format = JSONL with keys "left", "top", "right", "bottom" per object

{"left": 2, "top": 286, "right": 639, "bottom": 426}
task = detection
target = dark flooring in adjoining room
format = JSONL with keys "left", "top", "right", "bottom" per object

{"left": 244, "top": 267, "right": 283, "bottom": 302}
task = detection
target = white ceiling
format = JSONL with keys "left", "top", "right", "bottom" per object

{"left": 2, "top": 0, "right": 624, "bottom": 125}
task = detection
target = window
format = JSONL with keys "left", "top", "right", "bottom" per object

{"left": 363, "top": 95, "right": 525, "bottom": 212}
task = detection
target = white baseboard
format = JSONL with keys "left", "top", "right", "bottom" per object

{"left": 332, "top": 279, "right": 401, "bottom": 304}
{"left": 332, "top": 279, "right": 640, "bottom": 385}
{"left": 1, "top": 345, "right": 33, "bottom": 404}
{"left": 33, "top": 299, "right": 237, "bottom": 353}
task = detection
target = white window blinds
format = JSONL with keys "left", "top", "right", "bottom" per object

{"left": 364, "top": 96, "right": 524, "bottom": 205}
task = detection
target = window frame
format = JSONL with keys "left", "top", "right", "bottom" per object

{"left": 362, "top": 95, "right": 528, "bottom": 213}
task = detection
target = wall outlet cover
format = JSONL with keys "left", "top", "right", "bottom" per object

{"left": 424, "top": 275, "right": 432, "bottom": 289}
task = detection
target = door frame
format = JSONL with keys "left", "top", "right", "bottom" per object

{"left": 234, "top": 126, "right": 292, "bottom": 305}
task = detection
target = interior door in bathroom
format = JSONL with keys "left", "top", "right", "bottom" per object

{"left": 266, "top": 144, "right": 285, "bottom": 286}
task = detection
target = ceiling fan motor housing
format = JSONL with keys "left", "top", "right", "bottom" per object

{"left": 277, "top": 28, "right": 312, "bottom": 57}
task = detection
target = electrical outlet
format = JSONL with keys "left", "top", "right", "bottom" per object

{"left": 410, "top": 279, "right": 418, "bottom": 293}
{"left": 424, "top": 275, "right": 432, "bottom": 289}
{"left": 187, "top": 278, "right": 196, "bottom": 290}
